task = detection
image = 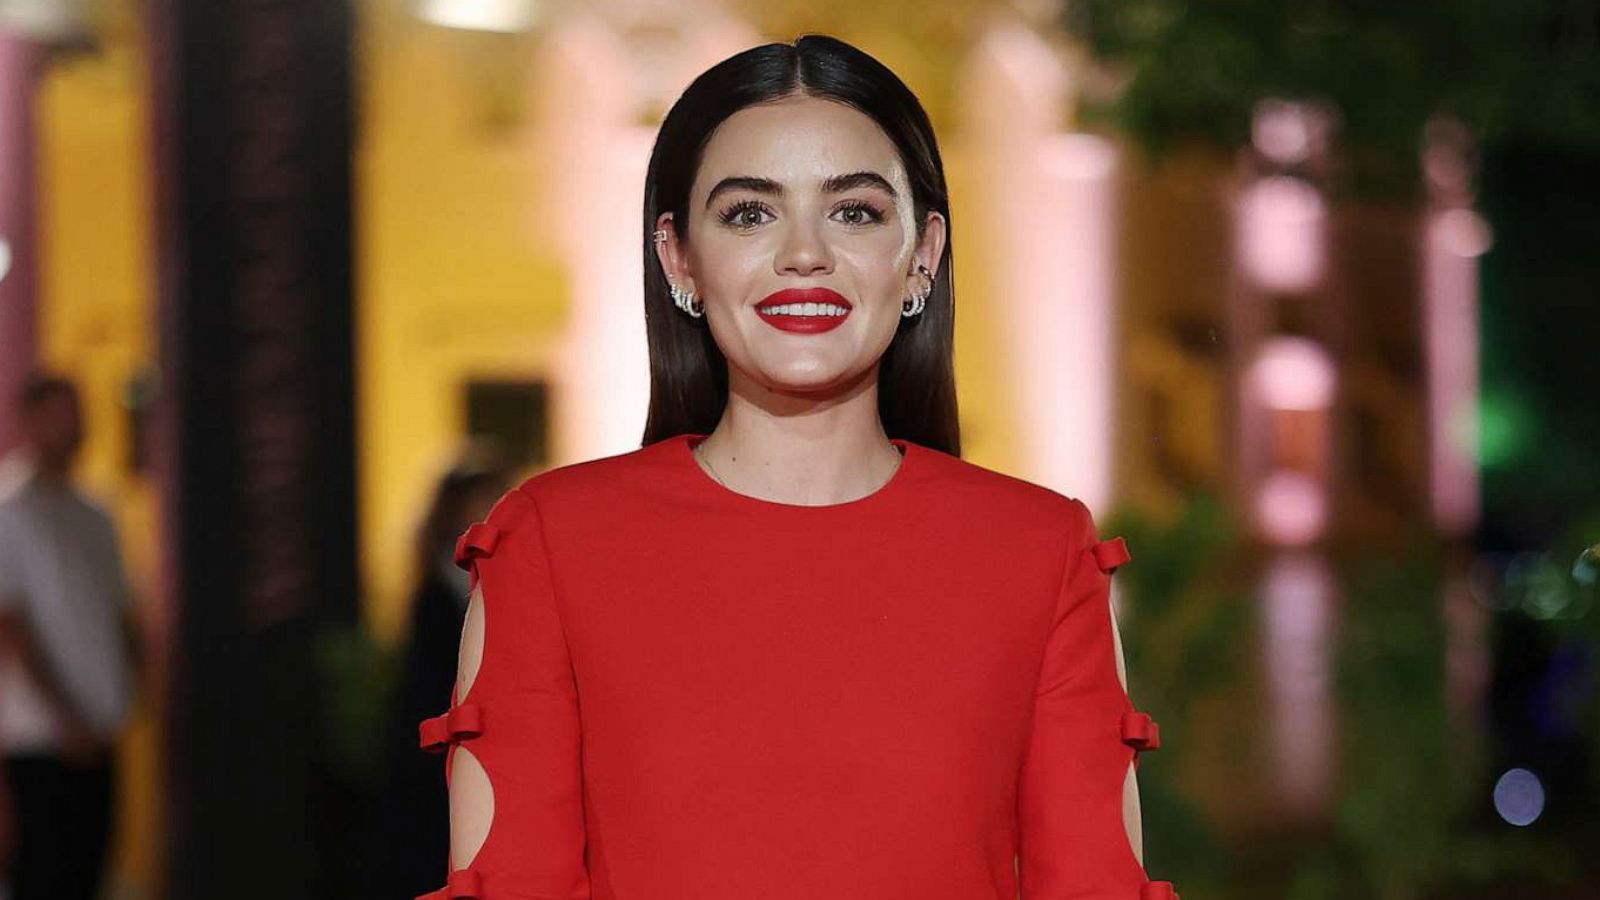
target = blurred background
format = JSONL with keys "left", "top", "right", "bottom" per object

{"left": 0, "top": 0, "right": 1596, "bottom": 898}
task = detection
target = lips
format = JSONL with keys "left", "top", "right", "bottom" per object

{"left": 755, "top": 287, "right": 852, "bottom": 334}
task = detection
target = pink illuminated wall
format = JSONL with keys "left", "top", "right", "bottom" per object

{"left": 959, "top": 23, "right": 1117, "bottom": 510}
{"left": 1421, "top": 118, "right": 1488, "bottom": 538}
{"left": 0, "top": 32, "right": 38, "bottom": 458}
{"left": 524, "top": 11, "right": 757, "bottom": 464}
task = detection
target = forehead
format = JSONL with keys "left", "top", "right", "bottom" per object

{"left": 693, "top": 95, "right": 904, "bottom": 193}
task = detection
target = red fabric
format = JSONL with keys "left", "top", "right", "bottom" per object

{"left": 1120, "top": 711, "right": 1161, "bottom": 752}
{"left": 418, "top": 703, "right": 484, "bottom": 753}
{"left": 420, "top": 432, "right": 1168, "bottom": 899}
{"left": 1090, "top": 537, "right": 1131, "bottom": 574}
{"left": 453, "top": 521, "right": 502, "bottom": 570}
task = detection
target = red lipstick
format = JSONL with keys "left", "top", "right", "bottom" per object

{"left": 755, "top": 287, "right": 852, "bottom": 334}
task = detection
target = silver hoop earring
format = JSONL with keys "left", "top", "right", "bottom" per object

{"left": 670, "top": 282, "right": 704, "bottom": 318}
{"left": 901, "top": 265, "right": 933, "bottom": 318}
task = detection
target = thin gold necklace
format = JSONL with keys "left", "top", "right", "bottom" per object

{"left": 694, "top": 442, "right": 730, "bottom": 488}
{"left": 694, "top": 440, "right": 902, "bottom": 491}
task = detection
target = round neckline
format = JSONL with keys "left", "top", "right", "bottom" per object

{"left": 677, "top": 432, "right": 913, "bottom": 511}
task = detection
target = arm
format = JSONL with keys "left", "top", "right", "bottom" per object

{"left": 1017, "top": 500, "right": 1175, "bottom": 899}
{"left": 0, "top": 608, "right": 101, "bottom": 763}
{"left": 0, "top": 521, "right": 95, "bottom": 744}
{"left": 416, "top": 488, "right": 590, "bottom": 900}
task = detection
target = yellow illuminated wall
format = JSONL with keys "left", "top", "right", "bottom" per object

{"left": 358, "top": 1, "right": 570, "bottom": 644}
{"left": 34, "top": 33, "right": 160, "bottom": 898}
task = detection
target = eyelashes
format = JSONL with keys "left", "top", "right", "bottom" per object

{"left": 715, "top": 198, "right": 888, "bottom": 230}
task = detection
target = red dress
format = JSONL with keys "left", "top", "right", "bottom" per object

{"left": 418, "top": 432, "right": 1178, "bottom": 900}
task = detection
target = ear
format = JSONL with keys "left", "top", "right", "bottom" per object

{"left": 906, "top": 210, "right": 947, "bottom": 296}
{"left": 653, "top": 212, "right": 696, "bottom": 294}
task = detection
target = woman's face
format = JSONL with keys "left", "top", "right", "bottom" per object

{"left": 655, "top": 94, "right": 945, "bottom": 398}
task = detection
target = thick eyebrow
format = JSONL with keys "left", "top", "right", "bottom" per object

{"left": 703, "top": 170, "right": 899, "bottom": 209}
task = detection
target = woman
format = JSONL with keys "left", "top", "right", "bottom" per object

{"left": 417, "top": 34, "right": 1176, "bottom": 900}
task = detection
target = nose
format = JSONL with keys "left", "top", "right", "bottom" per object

{"left": 774, "top": 219, "right": 833, "bottom": 277}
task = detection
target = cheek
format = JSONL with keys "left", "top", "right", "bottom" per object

{"left": 693, "top": 235, "right": 771, "bottom": 289}
{"left": 837, "top": 235, "right": 913, "bottom": 294}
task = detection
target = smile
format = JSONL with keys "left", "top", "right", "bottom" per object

{"left": 756, "top": 287, "right": 852, "bottom": 334}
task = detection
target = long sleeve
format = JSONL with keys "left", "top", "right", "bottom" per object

{"left": 416, "top": 487, "right": 591, "bottom": 900}
{"left": 1017, "top": 499, "right": 1176, "bottom": 900}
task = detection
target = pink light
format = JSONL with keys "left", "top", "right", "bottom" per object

{"left": 1256, "top": 469, "right": 1327, "bottom": 546}
{"left": 1042, "top": 133, "right": 1117, "bottom": 181}
{"left": 1435, "top": 208, "right": 1493, "bottom": 258}
{"left": 1424, "top": 207, "right": 1482, "bottom": 533}
{"left": 1237, "top": 176, "right": 1326, "bottom": 294}
{"left": 1249, "top": 335, "right": 1336, "bottom": 411}
{"left": 1260, "top": 552, "right": 1335, "bottom": 818}
{"left": 1251, "top": 99, "right": 1332, "bottom": 166}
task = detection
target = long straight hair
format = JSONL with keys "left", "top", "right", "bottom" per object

{"left": 639, "top": 34, "right": 961, "bottom": 457}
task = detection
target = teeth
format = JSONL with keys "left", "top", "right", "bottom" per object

{"left": 761, "top": 303, "right": 849, "bottom": 317}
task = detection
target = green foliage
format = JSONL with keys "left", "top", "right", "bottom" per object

{"left": 1060, "top": 0, "right": 1600, "bottom": 199}
{"left": 1105, "top": 492, "right": 1590, "bottom": 895}
{"left": 1106, "top": 490, "right": 1253, "bottom": 885}
{"left": 315, "top": 622, "right": 401, "bottom": 791}
{"left": 1331, "top": 529, "right": 1458, "bottom": 899}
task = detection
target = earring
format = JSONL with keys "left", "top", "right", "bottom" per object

{"left": 657, "top": 228, "right": 702, "bottom": 318}
{"left": 670, "top": 282, "right": 704, "bottom": 318}
{"left": 901, "top": 264, "right": 933, "bottom": 318}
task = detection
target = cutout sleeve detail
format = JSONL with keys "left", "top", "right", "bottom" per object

{"left": 1017, "top": 500, "right": 1150, "bottom": 898}
{"left": 418, "top": 487, "right": 591, "bottom": 900}
{"left": 419, "top": 703, "right": 485, "bottom": 753}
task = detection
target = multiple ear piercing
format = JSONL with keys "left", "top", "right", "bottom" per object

{"left": 653, "top": 227, "right": 933, "bottom": 321}
{"left": 903, "top": 264, "right": 933, "bottom": 318}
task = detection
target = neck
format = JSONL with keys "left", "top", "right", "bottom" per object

{"left": 695, "top": 367, "right": 902, "bottom": 506}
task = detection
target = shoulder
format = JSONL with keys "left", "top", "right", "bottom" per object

{"left": 454, "top": 438, "right": 673, "bottom": 567}
{"left": 506, "top": 438, "right": 675, "bottom": 523}
{"left": 0, "top": 486, "right": 35, "bottom": 539}
{"left": 906, "top": 443, "right": 1097, "bottom": 542}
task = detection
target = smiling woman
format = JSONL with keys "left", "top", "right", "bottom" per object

{"left": 417, "top": 33, "right": 1176, "bottom": 900}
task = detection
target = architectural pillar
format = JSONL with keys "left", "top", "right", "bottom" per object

{"left": 146, "top": 1, "right": 358, "bottom": 896}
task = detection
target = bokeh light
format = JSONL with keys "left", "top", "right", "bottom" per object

{"left": 1493, "top": 768, "right": 1546, "bottom": 827}
{"left": 1237, "top": 175, "right": 1326, "bottom": 293}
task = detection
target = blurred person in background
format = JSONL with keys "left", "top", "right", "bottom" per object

{"left": 0, "top": 372, "right": 140, "bottom": 900}
{"left": 368, "top": 442, "right": 509, "bottom": 900}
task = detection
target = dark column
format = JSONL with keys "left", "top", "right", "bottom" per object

{"left": 147, "top": 1, "right": 359, "bottom": 897}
